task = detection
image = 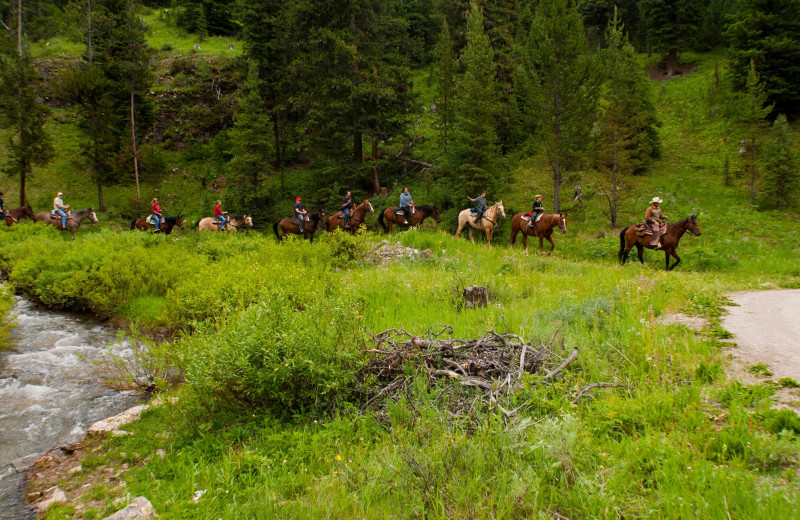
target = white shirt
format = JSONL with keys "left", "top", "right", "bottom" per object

{"left": 53, "top": 197, "right": 64, "bottom": 211}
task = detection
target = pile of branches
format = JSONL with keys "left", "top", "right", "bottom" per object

{"left": 359, "top": 326, "right": 590, "bottom": 417}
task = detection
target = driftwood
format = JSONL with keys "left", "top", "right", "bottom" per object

{"left": 359, "top": 326, "right": 586, "bottom": 417}
{"left": 463, "top": 285, "right": 489, "bottom": 309}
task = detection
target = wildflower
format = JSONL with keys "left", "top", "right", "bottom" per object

{"left": 336, "top": 455, "right": 342, "bottom": 461}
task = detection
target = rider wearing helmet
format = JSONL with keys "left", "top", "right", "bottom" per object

{"left": 468, "top": 192, "right": 487, "bottom": 224}
{"left": 294, "top": 196, "right": 307, "bottom": 232}
{"left": 527, "top": 194, "right": 544, "bottom": 234}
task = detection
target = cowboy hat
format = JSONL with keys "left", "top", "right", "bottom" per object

{"left": 650, "top": 197, "right": 663, "bottom": 204}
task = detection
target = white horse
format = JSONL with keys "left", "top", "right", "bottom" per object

{"left": 455, "top": 201, "right": 506, "bottom": 246}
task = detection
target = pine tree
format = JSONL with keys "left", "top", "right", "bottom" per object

{"left": 434, "top": 18, "right": 455, "bottom": 154}
{"left": 735, "top": 59, "right": 772, "bottom": 205}
{"left": 228, "top": 61, "right": 272, "bottom": 206}
{"left": 639, "top": 0, "right": 704, "bottom": 77}
{"left": 451, "top": 1, "right": 501, "bottom": 195}
{"left": 762, "top": 114, "right": 798, "bottom": 210}
{"left": 0, "top": 3, "right": 53, "bottom": 206}
{"left": 516, "top": 0, "right": 602, "bottom": 213}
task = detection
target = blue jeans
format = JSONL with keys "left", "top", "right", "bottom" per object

{"left": 344, "top": 208, "right": 350, "bottom": 225}
{"left": 217, "top": 215, "right": 226, "bottom": 230}
{"left": 55, "top": 209, "right": 67, "bottom": 228}
{"left": 152, "top": 214, "right": 160, "bottom": 231}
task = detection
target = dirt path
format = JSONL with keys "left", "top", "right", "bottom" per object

{"left": 721, "top": 290, "right": 800, "bottom": 409}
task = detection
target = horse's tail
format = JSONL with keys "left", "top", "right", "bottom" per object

{"left": 378, "top": 208, "right": 387, "bottom": 231}
{"left": 195, "top": 219, "right": 201, "bottom": 229}
{"left": 618, "top": 227, "right": 628, "bottom": 263}
{"left": 130, "top": 219, "right": 136, "bottom": 230}
{"left": 273, "top": 220, "right": 281, "bottom": 240}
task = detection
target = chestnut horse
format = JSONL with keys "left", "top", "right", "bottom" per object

{"left": 327, "top": 200, "right": 374, "bottom": 233}
{"left": 619, "top": 215, "right": 701, "bottom": 270}
{"left": 273, "top": 209, "right": 326, "bottom": 243}
{"left": 509, "top": 213, "right": 567, "bottom": 254}
{"left": 377, "top": 205, "right": 441, "bottom": 233}
{"left": 455, "top": 201, "right": 506, "bottom": 246}
{"left": 3, "top": 205, "right": 34, "bottom": 226}
{"left": 196, "top": 214, "right": 253, "bottom": 232}
{"left": 130, "top": 216, "right": 185, "bottom": 235}
{"left": 34, "top": 208, "right": 98, "bottom": 240}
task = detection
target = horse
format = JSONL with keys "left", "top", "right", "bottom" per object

{"left": 509, "top": 213, "right": 567, "bottom": 254}
{"left": 3, "top": 205, "right": 34, "bottom": 226}
{"left": 129, "top": 216, "right": 185, "bottom": 235}
{"left": 196, "top": 214, "right": 253, "bottom": 232}
{"left": 619, "top": 215, "right": 702, "bottom": 270}
{"left": 377, "top": 205, "right": 441, "bottom": 233}
{"left": 327, "top": 200, "right": 374, "bottom": 233}
{"left": 273, "top": 209, "right": 326, "bottom": 243}
{"left": 34, "top": 208, "right": 98, "bottom": 240}
{"left": 455, "top": 201, "right": 506, "bottom": 246}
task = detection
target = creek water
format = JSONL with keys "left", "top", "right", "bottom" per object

{"left": 0, "top": 297, "right": 141, "bottom": 519}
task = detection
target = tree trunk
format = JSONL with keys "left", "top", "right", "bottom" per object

{"left": 97, "top": 182, "right": 105, "bottom": 212}
{"left": 87, "top": 0, "right": 92, "bottom": 63}
{"left": 371, "top": 136, "right": 380, "bottom": 195}
{"left": 749, "top": 137, "right": 756, "bottom": 205}
{"left": 130, "top": 87, "right": 140, "bottom": 202}
{"left": 667, "top": 48, "right": 680, "bottom": 77}
{"left": 19, "top": 160, "right": 26, "bottom": 207}
{"left": 17, "top": 0, "right": 24, "bottom": 206}
{"left": 611, "top": 129, "right": 618, "bottom": 227}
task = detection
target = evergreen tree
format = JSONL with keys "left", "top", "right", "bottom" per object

{"left": 451, "top": 1, "right": 501, "bottom": 195}
{"left": 516, "top": 0, "right": 602, "bottom": 212}
{"left": 434, "top": 17, "right": 455, "bottom": 154}
{"left": 725, "top": 0, "right": 800, "bottom": 117}
{"left": 639, "top": 0, "right": 704, "bottom": 76}
{"left": 0, "top": 6, "right": 53, "bottom": 206}
{"left": 228, "top": 61, "right": 272, "bottom": 206}
{"left": 734, "top": 59, "right": 772, "bottom": 205}
{"left": 762, "top": 114, "right": 798, "bottom": 210}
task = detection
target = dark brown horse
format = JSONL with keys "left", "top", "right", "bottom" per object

{"left": 3, "top": 205, "right": 34, "bottom": 226}
{"left": 619, "top": 215, "right": 701, "bottom": 270}
{"left": 327, "top": 199, "right": 374, "bottom": 233}
{"left": 130, "top": 216, "right": 185, "bottom": 235}
{"left": 509, "top": 213, "right": 567, "bottom": 254}
{"left": 377, "top": 205, "right": 441, "bottom": 233}
{"left": 34, "top": 208, "right": 98, "bottom": 240}
{"left": 273, "top": 209, "right": 326, "bottom": 243}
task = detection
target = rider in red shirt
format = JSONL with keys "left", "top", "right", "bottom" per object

{"left": 151, "top": 198, "right": 163, "bottom": 233}
{"left": 214, "top": 200, "right": 228, "bottom": 231}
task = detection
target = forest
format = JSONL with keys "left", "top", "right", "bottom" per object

{"left": 1, "top": 1, "right": 799, "bottom": 519}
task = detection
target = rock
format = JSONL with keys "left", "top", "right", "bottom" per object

{"left": 67, "top": 465, "right": 82, "bottom": 474}
{"left": 36, "top": 487, "right": 67, "bottom": 514}
{"left": 464, "top": 286, "right": 489, "bottom": 309}
{"left": 112, "top": 430, "right": 133, "bottom": 436}
{"left": 88, "top": 405, "right": 149, "bottom": 435}
{"left": 156, "top": 449, "right": 166, "bottom": 459}
{"left": 102, "top": 496, "right": 156, "bottom": 520}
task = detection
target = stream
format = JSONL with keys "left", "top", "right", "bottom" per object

{"left": 0, "top": 297, "right": 141, "bottom": 519}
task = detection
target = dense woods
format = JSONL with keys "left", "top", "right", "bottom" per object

{"left": 0, "top": 0, "right": 798, "bottom": 216}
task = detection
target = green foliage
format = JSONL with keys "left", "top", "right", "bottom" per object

{"left": 761, "top": 114, "right": 799, "bottom": 210}
{"left": 746, "top": 362, "right": 773, "bottom": 377}
{"left": 778, "top": 377, "right": 800, "bottom": 388}
{"left": 178, "top": 294, "right": 365, "bottom": 414}
{"left": 725, "top": 0, "right": 800, "bottom": 117}
{"left": 0, "top": 283, "right": 13, "bottom": 352}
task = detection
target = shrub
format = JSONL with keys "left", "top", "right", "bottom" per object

{"left": 178, "top": 293, "right": 366, "bottom": 414}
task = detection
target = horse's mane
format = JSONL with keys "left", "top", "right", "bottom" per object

{"left": 229, "top": 214, "right": 247, "bottom": 220}
{"left": 72, "top": 208, "right": 93, "bottom": 216}
{"left": 417, "top": 205, "right": 434, "bottom": 212}
{"left": 164, "top": 216, "right": 182, "bottom": 224}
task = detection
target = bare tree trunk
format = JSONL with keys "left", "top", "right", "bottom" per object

{"left": 552, "top": 98, "right": 562, "bottom": 214}
{"left": 371, "top": 136, "right": 380, "bottom": 195}
{"left": 611, "top": 129, "right": 618, "bottom": 227}
{"left": 667, "top": 48, "right": 680, "bottom": 77}
{"left": 17, "top": 0, "right": 22, "bottom": 56}
{"left": 87, "top": 0, "right": 92, "bottom": 62}
{"left": 17, "top": 0, "right": 25, "bottom": 206}
{"left": 19, "top": 159, "right": 26, "bottom": 207}
{"left": 131, "top": 87, "right": 140, "bottom": 202}
{"left": 749, "top": 136, "right": 756, "bottom": 205}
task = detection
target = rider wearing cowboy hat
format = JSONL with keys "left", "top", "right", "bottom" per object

{"left": 645, "top": 197, "right": 668, "bottom": 249}
{"left": 53, "top": 191, "right": 70, "bottom": 229}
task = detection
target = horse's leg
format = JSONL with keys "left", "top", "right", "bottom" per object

{"left": 522, "top": 233, "right": 528, "bottom": 253}
{"left": 469, "top": 227, "right": 474, "bottom": 243}
{"left": 510, "top": 224, "right": 517, "bottom": 247}
{"left": 539, "top": 236, "right": 544, "bottom": 253}
{"left": 486, "top": 228, "right": 493, "bottom": 247}
{"left": 667, "top": 249, "right": 680, "bottom": 271}
{"left": 636, "top": 244, "right": 644, "bottom": 265}
{"left": 546, "top": 235, "right": 555, "bottom": 256}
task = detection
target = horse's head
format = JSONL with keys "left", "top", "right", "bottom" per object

{"left": 687, "top": 214, "right": 701, "bottom": 236}
{"left": 496, "top": 201, "right": 506, "bottom": 219}
{"left": 176, "top": 216, "right": 185, "bottom": 230}
{"left": 89, "top": 209, "right": 99, "bottom": 224}
{"left": 23, "top": 205, "right": 34, "bottom": 219}
{"left": 558, "top": 213, "right": 567, "bottom": 234}
{"left": 432, "top": 205, "right": 442, "bottom": 223}
{"left": 365, "top": 200, "right": 374, "bottom": 213}
{"left": 244, "top": 215, "right": 254, "bottom": 228}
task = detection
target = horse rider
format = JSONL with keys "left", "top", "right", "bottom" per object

{"left": 399, "top": 186, "right": 414, "bottom": 225}
{"left": 468, "top": 192, "right": 487, "bottom": 224}
{"left": 341, "top": 190, "right": 355, "bottom": 229}
{"left": 294, "top": 196, "right": 308, "bottom": 232}
{"left": 151, "top": 197, "right": 163, "bottom": 233}
{"left": 526, "top": 194, "right": 544, "bottom": 234}
{"left": 214, "top": 199, "right": 228, "bottom": 231}
{"left": 53, "top": 191, "right": 70, "bottom": 229}
{"left": 645, "top": 196, "right": 668, "bottom": 249}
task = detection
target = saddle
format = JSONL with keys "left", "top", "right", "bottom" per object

{"left": 336, "top": 211, "right": 345, "bottom": 219}
{"left": 146, "top": 215, "right": 155, "bottom": 225}
{"left": 291, "top": 215, "right": 305, "bottom": 225}
{"left": 522, "top": 213, "right": 543, "bottom": 223}
{"left": 635, "top": 222, "right": 666, "bottom": 237}
{"left": 395, "top": 206, "right": 415, "bottom": 216}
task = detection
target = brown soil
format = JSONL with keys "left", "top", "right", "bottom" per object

{"left": 648, "top": 62, "right": 697, "bottom": 81}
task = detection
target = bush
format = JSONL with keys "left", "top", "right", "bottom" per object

{"left": 178, "top": 293, "right": 366, "bottom": 414}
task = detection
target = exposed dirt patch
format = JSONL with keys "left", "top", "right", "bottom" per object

{"left": 648, "top": 62, "right": 697, "bottom": 81}
{"left": 721, "top": 289, "right": 800, "bottom": 410}
{"left": 657, "top": 312, "right": 707, "bottom": 331}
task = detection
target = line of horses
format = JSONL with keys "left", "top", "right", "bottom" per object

{"left": 3, "top": 200, "right": 701, "bottom": 270}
